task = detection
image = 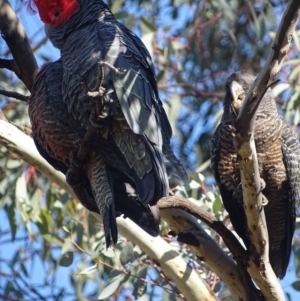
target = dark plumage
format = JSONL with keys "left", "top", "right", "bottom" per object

{"left": 28, "top": 60, "right": 160, "bottom": 244}
{"left": 30, "top": 0, "right": 187, "bottom": 247}
{"left": 211, "top": 72, "right": 300, "bottom": 279}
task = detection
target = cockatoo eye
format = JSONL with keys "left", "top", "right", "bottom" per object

{"left": 54, "top": 11, "right": 60, "bottom": 18}
{"left": 237, "top": 92, "right": 245, "bottom": 101}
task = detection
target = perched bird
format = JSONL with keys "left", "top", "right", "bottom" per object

{"left": 28, "top": 60, "right": 160, "bottom": 245}
{"left": 211, "top": 72, "right": 300, "bottom": 279}
{"left": 28, "top": 0, "right": 186, "bottom": 246}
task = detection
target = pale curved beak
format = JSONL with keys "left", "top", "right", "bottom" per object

{"left": 230, "top": 80, "right": 245, "bottom": 114}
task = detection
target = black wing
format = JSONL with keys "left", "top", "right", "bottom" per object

{"left": 29, "top": 59, "right": 160, "bottom": 244}
{"left": 211, "top": 123, "right": 250, "bottom": 249}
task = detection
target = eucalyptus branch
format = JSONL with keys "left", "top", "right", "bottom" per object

{"left": 232, "top": 0, "right": 300, "bottom": 300}
{"left": 158, "top": 207, "right": 259, "bottom": 301}
{"left": 0, "top": 118, "right": 213, "bottom": 301}
{"left": 0, "top": 104, "right": 240, "bottom": 301}
{"left": 158, "top": 196, "right": 246, "bottom": 258}
{"left": 0, "top": 119, "right": 73, "bottom": 195}
{"left": 116, "top": 216, "right": 217, "bottom": 301}
{"left": 0, "top": 0, "right": 38, "bottom": 90}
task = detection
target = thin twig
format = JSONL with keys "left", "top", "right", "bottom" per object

{"left": 158, "top": 196, "right": 246, "bottom": 258}
{"left": 0, "top": 89, "right": 28, "bottom": 102}
{"left": 0, "top": 58, "right": 16, "bottom": 72}
{"left": 72, "top": 234, "right": 186, "bottom": 299}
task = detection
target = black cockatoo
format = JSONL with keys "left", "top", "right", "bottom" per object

{"left": 211, "top": 72, "right": 300, "bottom": 278}
{"left": 28, "top": 0, "right": 187, "bottom": 247}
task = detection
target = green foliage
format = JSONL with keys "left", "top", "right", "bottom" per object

{"left": 292, "top": 280, "right": 300, "bottom": 291}
{"left": 0, "top": 0, "right": 300, "bottom": 300}
{"left": 98, "top": 270, "right": 125, "bottom": 300}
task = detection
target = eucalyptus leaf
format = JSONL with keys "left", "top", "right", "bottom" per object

{"left": 98, "top": 270, "right": 125, "bottom": 300}
{"left": 4, "top": 203, "right": 17, "bottom": 241}
{"left": 80, "top": 264, "right": 98, "bottom": 275}
{"left": 43, "top": 234, "right": 64, "bottom": 247}
{"left": 189, "top": 180, "right": 201, "bottom": 190}
{"left": 212, "top": 197, "right": 223, "bottom": 214}
{"left": 110, "top": 0, "right": 123, "bottom": 14}
{"left": 120, "top": 242, "right": 134, "bottom": 265}
{"left": 132, "top": 267, "right": 148, "bottom": 299}
{"left": 15, "top": 173, "right": 30, "bottom": 205}
{"left": 140, "top": 17, "right": 157, "bottom": 33}
{"left": 292, "top": 280, "right": 300, "bottom": 291}
{"left": 58, "top": 251, "right": 74, "bottom": 267}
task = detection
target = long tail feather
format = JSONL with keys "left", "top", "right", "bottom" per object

{"left": 87, "top": 153, "right": 117, "bottom": 248}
